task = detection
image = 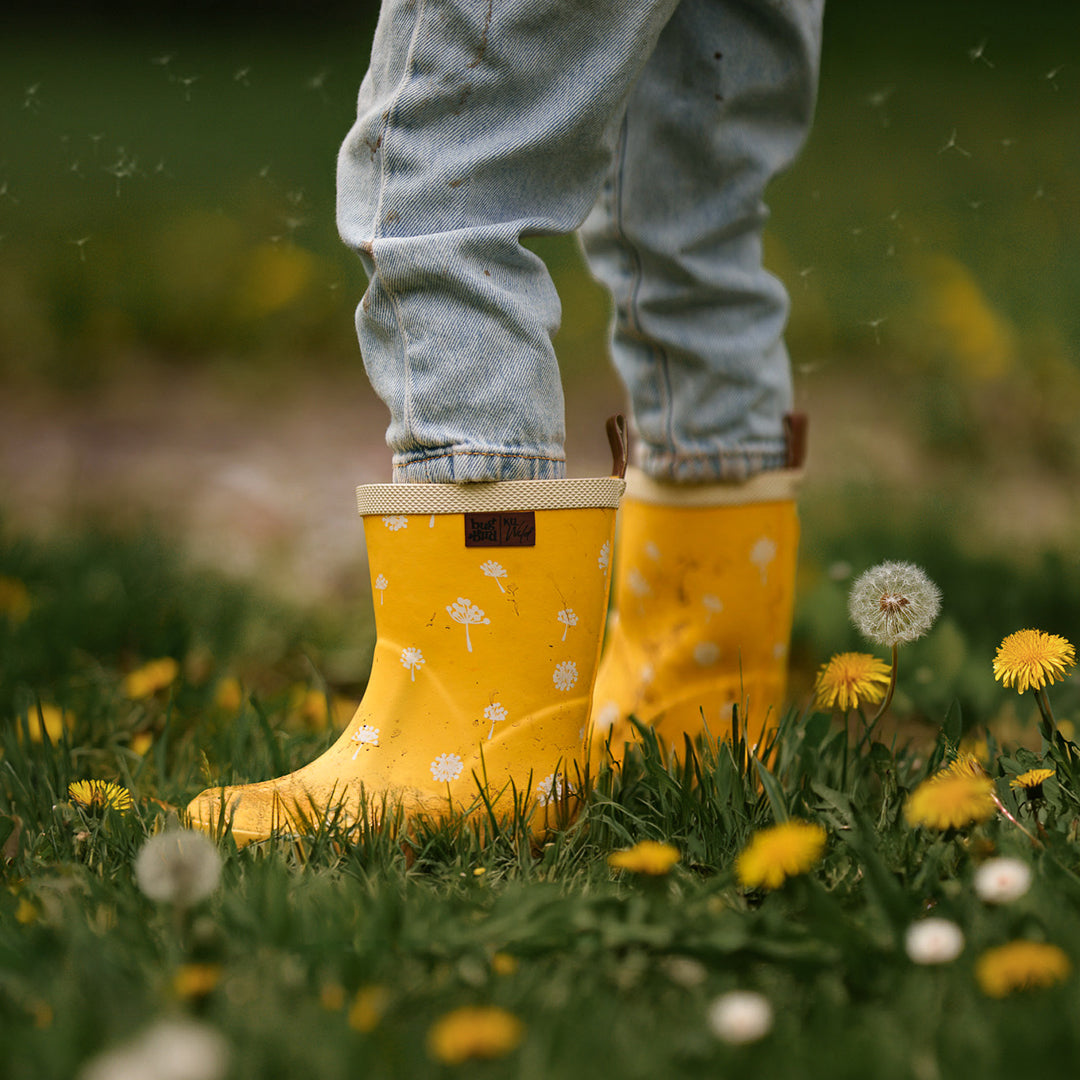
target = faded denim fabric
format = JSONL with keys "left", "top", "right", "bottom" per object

{"left": 337, "top": 0, "right": 824, "bottom": 483}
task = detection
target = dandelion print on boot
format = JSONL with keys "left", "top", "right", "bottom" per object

{"left": 187, "top": 477, "right": 622, "bottom": 845}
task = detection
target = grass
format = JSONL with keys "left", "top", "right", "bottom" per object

{"left": 5, "top": 523, "right": 1080, "bottom": 1078}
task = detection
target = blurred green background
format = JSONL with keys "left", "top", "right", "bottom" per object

{"left": 3, "top": 1, "right": 1080, "bottom": 658}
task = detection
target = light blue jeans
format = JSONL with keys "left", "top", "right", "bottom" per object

{"left": 337, "top": 0, "right": 824, "bottom": 483}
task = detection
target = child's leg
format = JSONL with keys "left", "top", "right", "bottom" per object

{"left": 336, "top": 0, "right": 682, "bottom": 483}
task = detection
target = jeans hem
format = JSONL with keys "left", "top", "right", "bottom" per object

{"left": 636, "top": 442, "right": 789, "bottom": 484}
{"left": 392, "top": 449, "right": 568, "bottom": 484}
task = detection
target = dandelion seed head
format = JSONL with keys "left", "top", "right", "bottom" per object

{"left": 848, "top": 561, "right": 941, "bottom": 647}
{"left": 974, "top": 857, "right": 1032, "bottom": 905}
{"left": 134, "top": 829, "right": 222, "bottom": 907}
{"left": 905, "top": 918, "right": 965, "bottom": 965}
{"left": 706, "top": 991, "right": 773, "bottom": 1045}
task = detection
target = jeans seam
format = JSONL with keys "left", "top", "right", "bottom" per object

{"left": 371, "top": 0, "right": 430, "bottom": 443}
{"left": 612, "top": 110, "right": 675, "bottom": 466}
{"left": 397, "top": 449, "right": 566, "bottom": 464}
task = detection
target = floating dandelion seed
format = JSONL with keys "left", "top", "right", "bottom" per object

{"left": 848, "top": 561, "right": 941, "bottom": 648}
{"left": 233, "top": 66, "right": 252, "bottom": 86}
{"left": 939, "top": 127, "right": 971, "bottom": 157}
{"left": 968, "top": 38, "right": 995, "bottom": 67}
{"left": 69, "top": 236, "right": 91, "bottom": 262}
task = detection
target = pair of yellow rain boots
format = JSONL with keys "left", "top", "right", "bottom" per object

{"left": 186, "top": 418, "right": 804, "bottom": 844}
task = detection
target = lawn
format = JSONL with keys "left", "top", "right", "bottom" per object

{"left": 4, "top": 2, "right": 1080, "bottom": 1077}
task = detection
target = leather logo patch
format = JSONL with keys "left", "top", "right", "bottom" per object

{"left": 464, "top": 511, "right": 536, "bottom": 547}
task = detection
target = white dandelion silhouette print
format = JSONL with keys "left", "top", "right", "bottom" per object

{"left": 644, "top": 541, "right": 662, "bottom": 562}
{"left": 750, "top": 536, "right": 777, "bottom": 584}
{"left": 627, "top": 567, "right": 651, "bottom": 598}
{"left": 374, "top": 574, "right": 388, "bottom": 604}
{"left": 693, "top": 641, "right": 720, "bottom": 667}
{"left": 350, "top": 724, "right": 379, "bottom": 758}
{"left": 382, "top": 515, "right": 408, "bottom": 532}
{"left": 483, "top": 701, "right": 508, "bottom": 740}
{"left": 400, "top": 647, "right": 425, "bottom": 681}
{"left": 593, "top": 700, "right": 620, "bottom": 733}
{"left": 447, "top": 597, "right": 490, "bottom": 652}
{"left": 703, "top": 594, "right": 723, "bottom": 622}
{"left": 481, "top": 560, "right": 508, "bottom": 592}
{"left": 553, "top": 660, "right": 578, "bottom": 692}
{"left": 430, "top": 752, "right": 464, "bottom": 783}
{"left": 536, "top": 772, "right": 565, "bottom": 807}
{"left": 598, "top": 541, "right": 610, "bottom": 573}
{"left": 556, "top": 608, "right": 578, "bottom": 641}
{"left": 429, "top": 514, "right": 436, "bottom": 528}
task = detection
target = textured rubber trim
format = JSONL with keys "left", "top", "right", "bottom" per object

{"left": 357, "top": 477, "right": 625, "bottom": 516}
{"left": 625, "top": 466, "right": 802, "bottom": 507}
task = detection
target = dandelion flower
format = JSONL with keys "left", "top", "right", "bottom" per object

{"left": 68, "top": 780, "right": 133, "bottom": 813}
{"left": 975, "top": 940, "right": 1071, "bottom": 997}
{"left": 904, "top": 771, "right": 997, "bottom": 831}
{"left": 943, "top": 753, "right": 989, "bottom": 780}
{"left": 706, "top": 991, "right": 774, "bottom": 1045}
{"left": 172, "top": 963, "right": 223, "bottom": 1000}
{"left": 25, "top": 704, "right": 72, "bottom": 743}
{"left": 905, "top": 918, "right": 965, "bottom": 965}
{"left": 77, "top": 1018, "right": 230, "bottom": 1080}
{"left": 1010, "top": 768, "right": 1054, "bottom": 800}
{"left": 974, "top": 858, "right": 1032, "bottom": 905}
{"left": 427, "top": 1006, "right": 524, "bottom": 1065}
{"left": 122, "top": 657, "right": 179, "bottom": 699}
{"left": 348, "top": 985, "right": 390, "bottom": 1033}
{"left": 608, "top": 839, "right": 680, "bottom": 876}
{"left": 134, "top": 829, "right": 222, "bottom": 907}
{"left": 0, "top": 576, "right": 31, "bottom": 622}
{"left": 813, "top": 652, "right": 892, "bottom": 711}
{"left": 735, "top": 820, "right": 827, "bottom": 890}
{"left": 848, "top": 561, "right": 941, "bottom": 647}
{"left": 993, "top": 629, "right": 1075, "bottom": 693}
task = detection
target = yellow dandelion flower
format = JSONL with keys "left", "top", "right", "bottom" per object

{"left": 735, "top": 820, "right": 827, "bottom": 890}
{"left": 813, "top": 652, "right": 893, "bottom": 712}
{"left": 427, "top": 1006, "right": 524, "bottom": 1065}
{"left": 491, "top": 952, "right": 519, "bottom": 977}
{"left": 348, "top": 985, "right": 389, "bottom": 1033}
{"left": 975, "top": 940, "right": 1071, "bottom": 998}
{"left": 24, "top": 704, "right": 73, "bottom": 743}
{"left": 130, "top": 732, "right": 154, "bottom": 756}
{"left": 319, "top": 983, "right": 346, "bottom": 1011}
{"left": 943, "top": 753, "right": 989, "bottom": 780}
{"left": 1010, "top": 768, "right": 1054, "bottom": 799}
{"left": 213, "top": 676, "right": 244, "bottom": 713}
{"left": 15, "top": 897, "right": 38, "bottom": 925}
{"left": 123, "top": 658, "right": 179, "bottom": 699}
{"left": 607, "top": 840, "right": 681, "bottom": 876}
{"left": 904, "top": 771, "right": 996, "bottom": 831}
{"left": 172, "top": 963, "right": 222, "bottom": 1000}
{"left": 0, "top": 576, "right": 32, "bottom": 622}
{"left": 68, "top": 780, "right": 134, "bottom": 813}
{"left": 993, "top": 629, "right": 1076, "bottom": 694}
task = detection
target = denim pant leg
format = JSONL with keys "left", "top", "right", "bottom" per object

{"left": 580, "top": 0, "right": 824, "bottom": 482}
{"left": 337, "top": 0, "right": 681, "bottom": 482}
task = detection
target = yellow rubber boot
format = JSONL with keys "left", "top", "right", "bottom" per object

{"left": 589, "top": 463, "right": 801, "bottom": 764}
{"left": 187, "top": 476, "right": 622, "bottom": 845}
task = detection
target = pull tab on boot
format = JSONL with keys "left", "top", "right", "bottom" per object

{"left": 606, "top": 414, "right": 629, "bottom": 479}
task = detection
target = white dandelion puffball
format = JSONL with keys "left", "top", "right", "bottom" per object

{"left": 135, "top": 829, "right": 222, "bottom": 907}
{"left": 848, "top": 560, "right": 941, "bottom": 647}
{"left": 904, "top": 918, "right": 965, "bottom": 965}
{"left": 78, "top": 1019, "right": 230, "bottom": 1080}
{"left": 706, "top": 991, "right": 774, "bottom": 1045}
{"left": 974, "top": 857, "right": 1032, "bottom": 904}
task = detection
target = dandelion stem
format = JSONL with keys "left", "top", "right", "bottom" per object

{"left": 1034, "top": 686, "right": 1057, "bottom": 744}
{"left": 869, "top": 644, "right": 899, "bottom": 725}
{"left": 991, "top": 792, "right": 1043, "bottom": 850}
